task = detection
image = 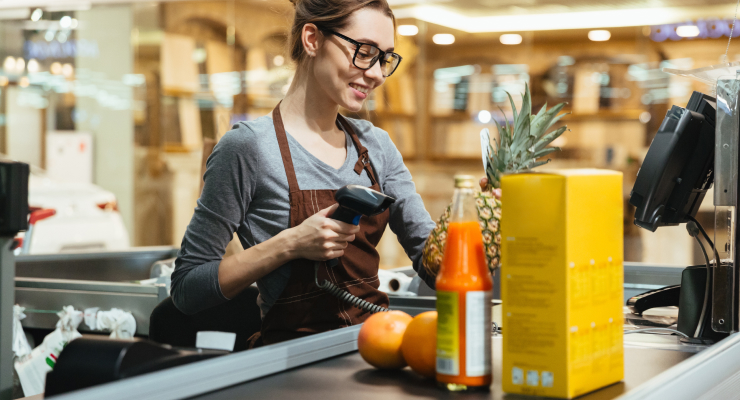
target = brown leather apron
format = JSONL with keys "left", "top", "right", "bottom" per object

{"left": 259, "top": 104, "right": 390, "bottom": 346}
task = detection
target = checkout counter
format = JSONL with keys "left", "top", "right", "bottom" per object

{"left": 10, "top": 256, "right": 740, "bottom": 400}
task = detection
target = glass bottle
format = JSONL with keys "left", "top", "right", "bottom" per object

{"left": 436, "top": 175, "right": 493, "bottom": 391}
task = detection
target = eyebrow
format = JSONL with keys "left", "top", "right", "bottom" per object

{"left": 355, "top": 37, "right": 394, "bottom": 52}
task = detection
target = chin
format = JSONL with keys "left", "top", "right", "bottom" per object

{"left": 340, "top": 98, "right": 364, "bottom": 113}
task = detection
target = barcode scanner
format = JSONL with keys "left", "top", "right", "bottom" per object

{"left": 315, "top": 185, "right": 395, "bottom": 314}
{"left": 326, "top": 185, "right": 395, "bottom": 267}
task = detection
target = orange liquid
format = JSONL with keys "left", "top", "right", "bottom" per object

{"left": 436, "top": 221, "right": 493, "bottom": 388}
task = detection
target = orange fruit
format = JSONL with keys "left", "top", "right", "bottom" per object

{"left": 358, "top": 311, "right": 413, "bottom": 369}
{"left": 401, "top": 311, "right": 437, "bottom": 378}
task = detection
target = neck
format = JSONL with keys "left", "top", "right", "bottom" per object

{"left": 280, "top": 65, "right": 339, "bottom": 134}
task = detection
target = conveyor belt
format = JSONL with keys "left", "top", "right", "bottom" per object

{"left": 191, "top": 337, "right": 694, "bottom": 400}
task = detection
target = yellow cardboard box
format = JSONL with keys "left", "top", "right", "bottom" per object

{"left": 501, "top": 169, "right": 624, "bottom": 398}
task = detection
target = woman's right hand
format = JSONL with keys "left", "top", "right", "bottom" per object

{"left": 287, "top": 203, "right": 360, "bottom": 261}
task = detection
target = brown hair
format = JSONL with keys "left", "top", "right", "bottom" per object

{"left": 288, "top": 0, "right": 395, "bottom": 66}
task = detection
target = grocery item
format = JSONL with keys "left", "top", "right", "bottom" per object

{"left": 501, "top": 170, "right": 623, "bottom": 398}
{"left": 357, "top": 311, "right": 412, "bottom": 369}
{"left": 436, "top": 176, "right": 493, "bottom": 391}
{"left": 422, "top": 84, "right": 568, "bottom": 278}
{"left": 401, "top": 311, "right": 437, "bottom": 378}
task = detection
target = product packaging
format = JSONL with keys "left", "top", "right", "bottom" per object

{"left": 15, "top": 306, "right": 83, "bottom": 397}
{"left": 12, "top": 305, "right": 32, "bottom": 359}
{"left": 501, "top": 169, "right": 624, "bottom": 398}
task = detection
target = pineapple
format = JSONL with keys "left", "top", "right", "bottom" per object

{"left": 422, "top": 84, "right": 568, "bottom": 278}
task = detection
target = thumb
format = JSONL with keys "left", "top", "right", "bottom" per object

{"left": 317, "top": 203, "right": 339, "bottom": 217}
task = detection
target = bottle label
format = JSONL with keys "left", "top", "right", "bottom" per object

{"left": 466, "top": 290, "right": 492, "bottom": 376}
{"left": 436, "top": 290, "right": 459, "bottom": 375}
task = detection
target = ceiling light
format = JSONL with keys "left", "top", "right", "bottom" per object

{"left": 478, "top": 110, "right": 492, "bottom": 124}
{"left": 57, "top": 32, "right": 68, "bottom": 43}
{"left": 18, "top": 77, "right": 29, "bottom": 88}
{"left": 44, "top": 30, "right": 55, "bottom": 42}
{"left": 62, "top": 63, "right": 74, "bottom": 78}
{"left": 499, "top": 34, "right": 522, "bottom": 45}
{"left": 0, "top": 76, "right": 8, "bottom": 87}
{"left": 393, "top": 4, "right": 736, "bottom": 33}
{"left": 31, "top": 8, "right": 43, "bottom": 22}
{"left": 433, "top": 33, "right": 455, "bottom": 45}
{"left": 273, "top": 55, "right": 284, "bottom": 67}
{"left": 59, "top": 16, "right": 72, "bottom": 29}
{"left": 27, "top": 59, "right": 39, "bottom": 73}
{"left": 676, "top": 25, "right": 700, "bottom": 38}
{"left": 3, "top": 57, "right": 15, "bottom": 72}
{"left": 588, "top": 30, "right": 611, "bottom": 41}
{"left": 397, "top": 25, "right": 419, "bottom": 36}
{"left": 50, "top": 62, "right": 62, "bottom": 75}
{"left": 70, "top": 18, "right": 78, "bottom": 29}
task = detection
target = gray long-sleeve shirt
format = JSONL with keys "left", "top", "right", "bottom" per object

{"left": 171, "top": 115, "right": 436, "bottom": 316}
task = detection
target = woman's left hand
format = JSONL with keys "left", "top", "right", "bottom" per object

{"left": 480, "top": 177, "right": 501, "bottom": 199}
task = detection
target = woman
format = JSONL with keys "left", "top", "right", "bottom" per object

{"left": 171, "top": 0, "right": 437, "bottom": 346}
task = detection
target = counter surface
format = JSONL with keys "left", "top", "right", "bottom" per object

{"left": 193, "top": 337, "right": 694, "bottom": 400}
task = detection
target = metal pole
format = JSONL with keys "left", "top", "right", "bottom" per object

{"left": 0, "top": 237, "right": 15, "bottom": 400}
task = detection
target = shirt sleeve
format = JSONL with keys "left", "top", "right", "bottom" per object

{"left": 373, "top": 127, "right": 437, "bottom": 290}
{"left": 170, "top": 125, "right": 257, "bottom": 315}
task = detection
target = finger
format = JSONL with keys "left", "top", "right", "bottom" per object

{"left": 332, "top": 233, "right": 356, "bottom": 243}
{"left": 480, "top": 177, "right": 489, "bottom": 190}
{"left": 494, "top": 188, "right": 502, "bottom": 199}
{"left": 317, "top": 203, "right": 339, "bottom": 217}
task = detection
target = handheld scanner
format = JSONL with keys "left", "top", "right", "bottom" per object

{"left": 326, "top": 185, "right": 395, "bottom": 267}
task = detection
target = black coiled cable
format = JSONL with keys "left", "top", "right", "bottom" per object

{"left": 314, "top": 262, "right": 388, "bottom": 314}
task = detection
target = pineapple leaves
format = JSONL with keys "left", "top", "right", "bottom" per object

{"left": 482, "top": 83, "right": 569, "bottom": 190}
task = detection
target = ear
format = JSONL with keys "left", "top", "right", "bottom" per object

{"left": 301, "top": 23, "right": 323, "bottom": 57}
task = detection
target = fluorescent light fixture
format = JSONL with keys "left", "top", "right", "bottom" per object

{"left": 588, "top": 30, "right": 611, "bottom": 41}
{"left": 676, "top": 25, "right": 700, "bottom": 38}
{"left": 273, "top": 55, "right": 284, "bottom": 67}
{"left": 393, "top": 4, "right": 738, "bottom": 33}
{"left": 14, "top": 58, "right": 25, "bottom": 73}
{"left": 30, "top": 8, "right": 43, "bottom": 22}
{"left": 70, "top": 18, "right": 78, "bottom": 29}
{"left": 397, "top": 25, "right": 419, "bottom": 36}
{"left": 0, "top": 8, "right": 30, "bottom": 20}
{"left": 433, "top": 33, "right": 455, "bottom": 45}
{"left": 499, "top": 34, "right": 522, "bottom": 45}
{"left": 478, "top": 110, "right": 492, "bottom": 124}
{"left": 44, "top": 30, "right": 55, "bottom": 42}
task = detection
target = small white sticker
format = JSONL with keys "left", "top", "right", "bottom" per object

{"left": 526, "top": 370, "right": 539, "bottom": 387}
{"left": 542, "top": 371, "right": 554, "bottom": 388}
{"left": 512, "top": 367, "right": 523, "bottom": 385}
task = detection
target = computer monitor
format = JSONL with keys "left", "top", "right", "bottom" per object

{"left": 629, "top": 91, "right": 716, "bottom": 232}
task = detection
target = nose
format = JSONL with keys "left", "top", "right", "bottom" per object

{"left": 364, "top": 59, "right": 385, "bottom": 85}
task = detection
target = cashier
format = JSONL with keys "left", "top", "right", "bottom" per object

{"left": 171, "top": 0, "right": 438, "bottom": 346}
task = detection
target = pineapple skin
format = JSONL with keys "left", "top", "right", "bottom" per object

{"left": 422, "top": 191, "right": 501, "bottom": 278}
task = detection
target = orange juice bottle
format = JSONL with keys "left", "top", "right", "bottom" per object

{"left": 436, "top": 175, "right": 493, "bottom": 391}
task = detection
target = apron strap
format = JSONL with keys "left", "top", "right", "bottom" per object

{"left": 272, "top": 103, "right": 380, "bottom": 190}
{"left": 337, "top": 115, "right": 379, "bottom": 186}
{"left": 272, "top": 102, "right": 301, "bottom": 193}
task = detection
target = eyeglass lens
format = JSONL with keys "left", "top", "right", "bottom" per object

{"left": 354, "top": 44, "right": 400, "bottom": 76}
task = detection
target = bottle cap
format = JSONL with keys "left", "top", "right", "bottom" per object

{"left": 454, "top": 175, "right": 476, "bottom": 188}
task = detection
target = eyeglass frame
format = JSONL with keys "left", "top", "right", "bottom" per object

{"left": 320, "top": 29, "right": 403, "bottom": 77}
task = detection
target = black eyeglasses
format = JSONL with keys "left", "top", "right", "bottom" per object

{"left": 322, "top": 29, "right": 402, "bottom": 77}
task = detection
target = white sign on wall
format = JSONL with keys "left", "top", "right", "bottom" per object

{"left": 46, "top": 131, "right": 93, "bottom": 183}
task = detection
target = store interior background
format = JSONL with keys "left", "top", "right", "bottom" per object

{"left": 0, "top": 0, "right": 736, "bottom": 268}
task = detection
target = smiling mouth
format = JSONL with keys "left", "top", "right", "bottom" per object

{"left": 349, "top": 83, "right": 369, "bottom": 95}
